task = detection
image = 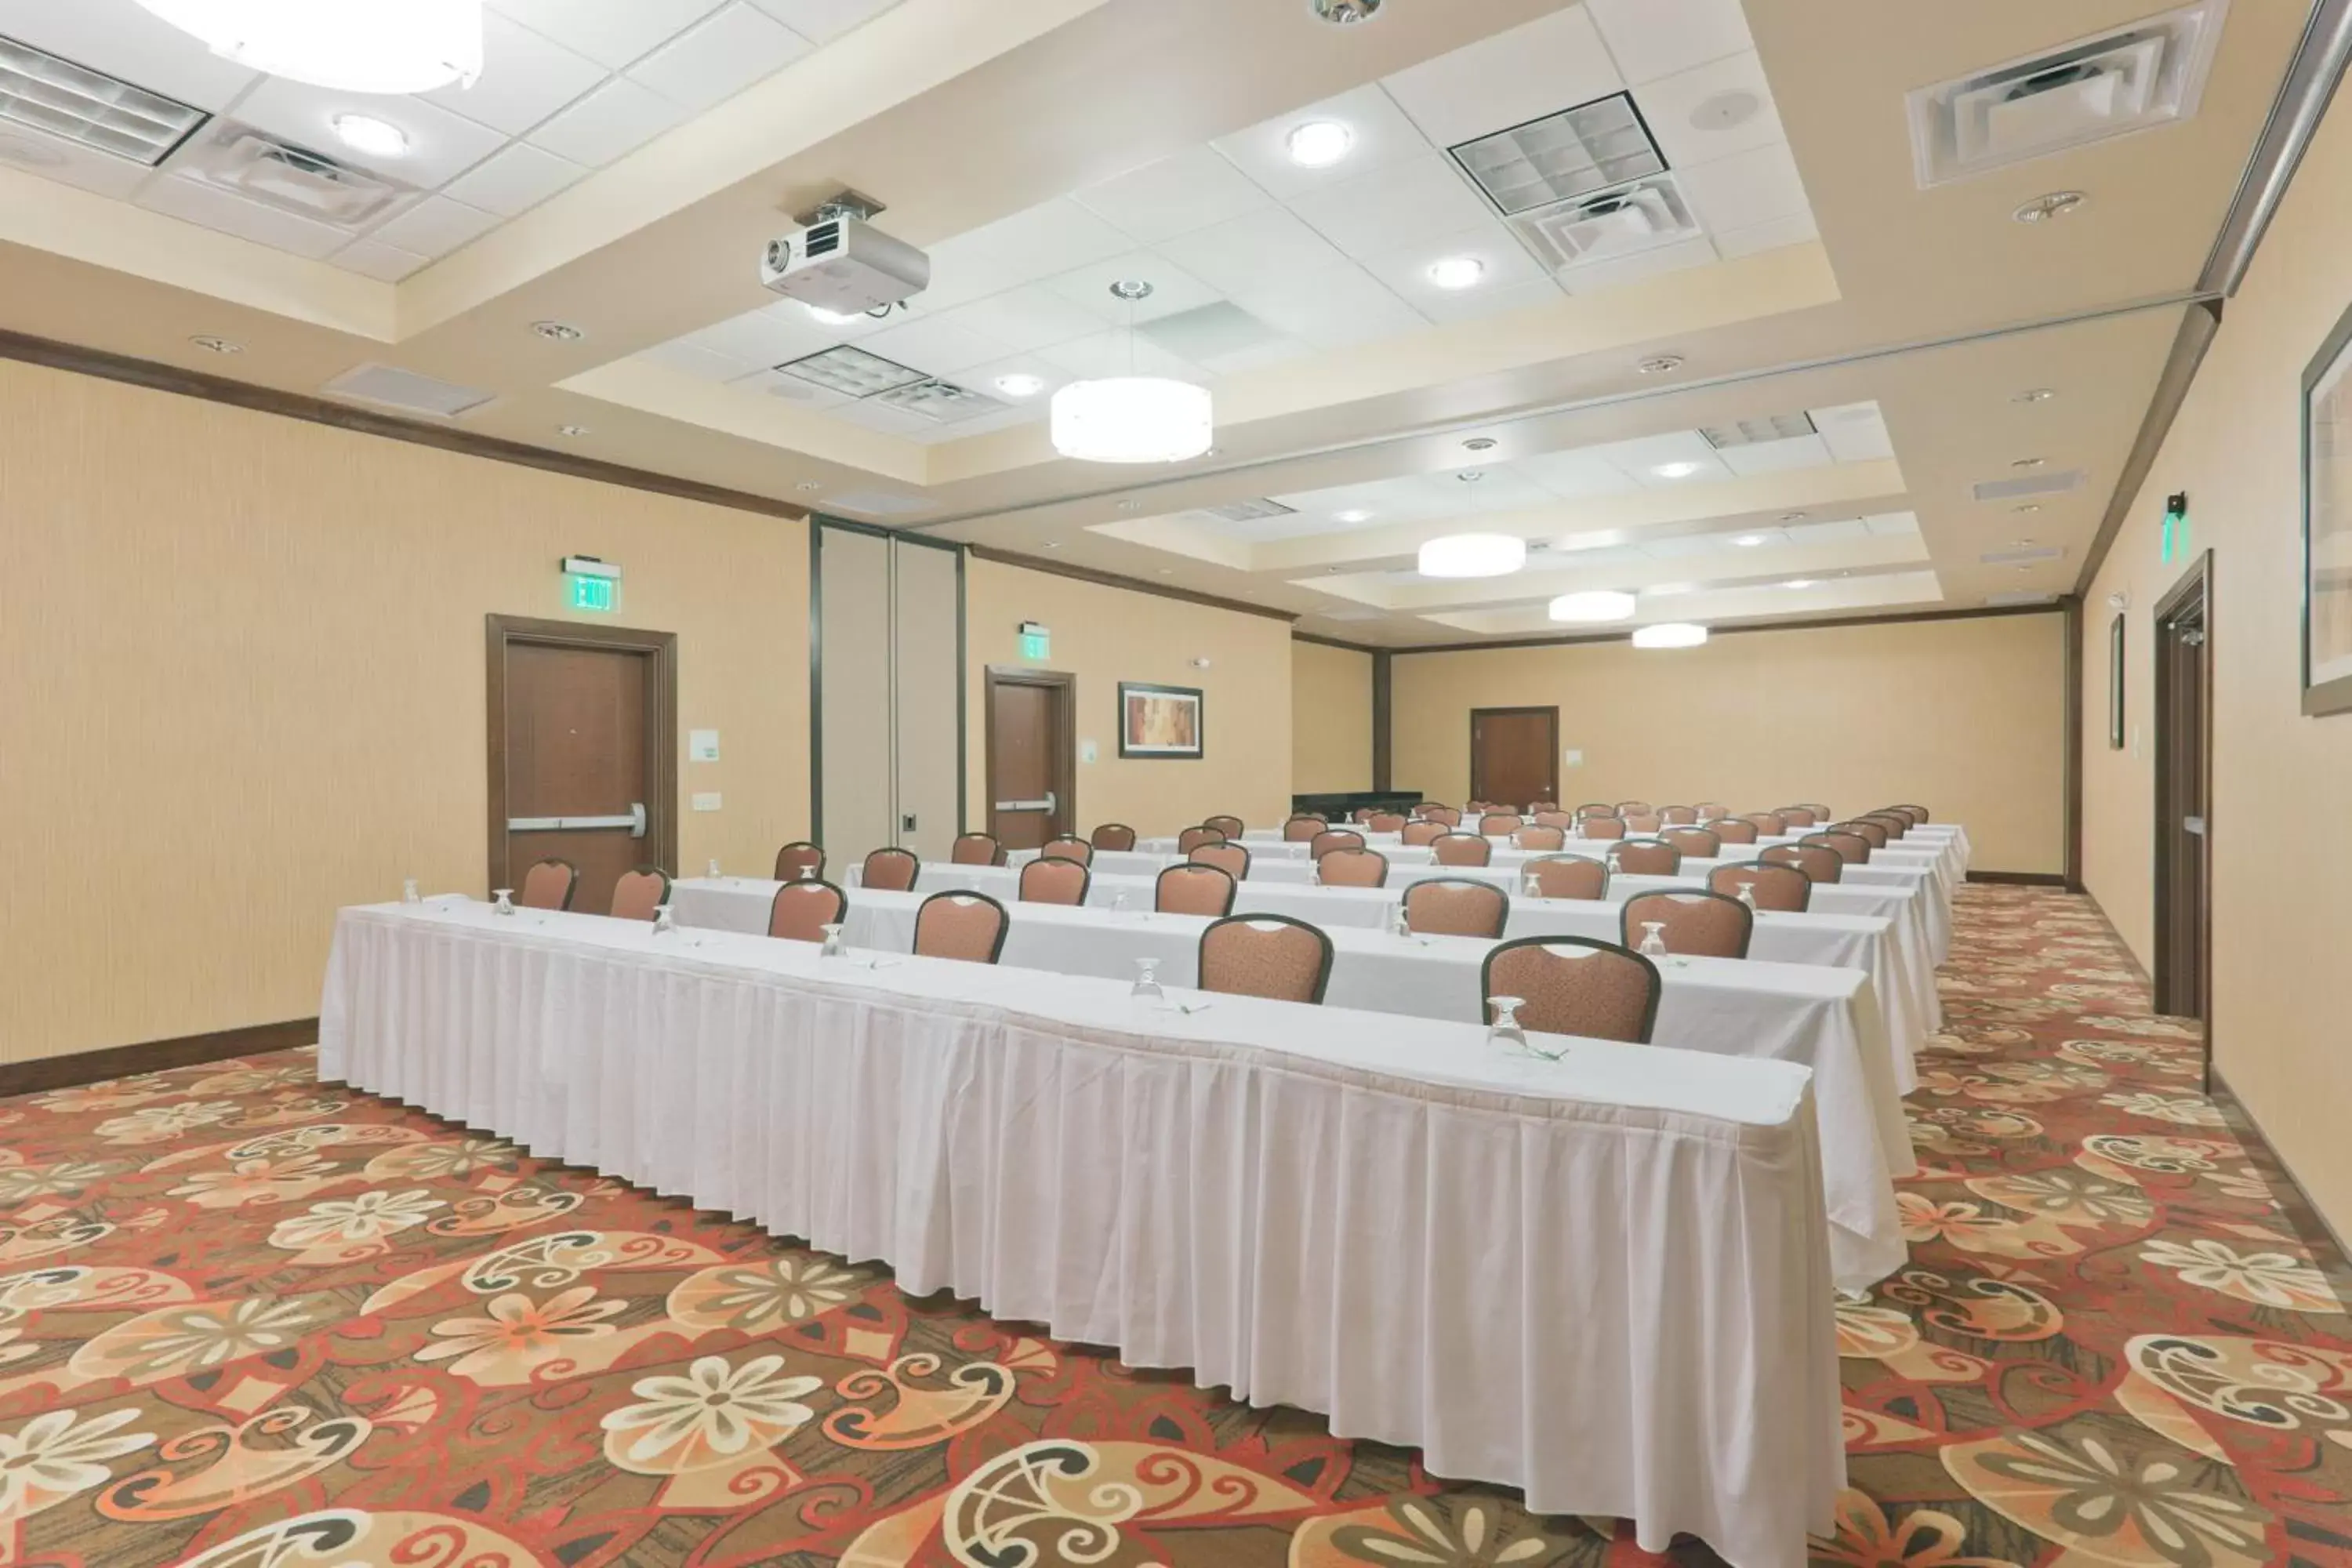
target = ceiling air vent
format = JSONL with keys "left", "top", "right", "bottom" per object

{"left": 870, "top": 378, "right": 1007, "bottom": 423}
{"left": 1453, "top": 92, "right": 1665, "bottom": 216}
{"left": 1980, "top": 544, "right": 2067, "bottom": 565}
{"left": 1511, "top": 172, "right": 1700, "bottom": 271}
{"left": 1701, "top": 412, "right": 1818, "bottom": 449}
{"left": 176, "top": 124, "right": 409, "bottom": 224}
{"left": 775, "top": 345, "right": 925, "bottom": 398}
{"left": 1200, "top": 499, "right": 1298, "bottom": 523}
{"left": 0, "top": 32, "right": 206, "bottom": 165}
{"left": 1907, "top": 2, "right": 2227, "bottom": 187}
{"left": 1972, "top": 468, "right": 2086, "bottom": 502}
{"left": 322, "top": 364, "right": 496, "bottom": 419}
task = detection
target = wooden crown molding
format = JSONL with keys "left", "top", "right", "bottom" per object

{"left": 1385, "top": 600, "right": 2067, "bottom": 657}
{"left": 965, "top": 543, "right": 1298, "bottom": 624}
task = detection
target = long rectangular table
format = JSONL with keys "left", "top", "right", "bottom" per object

{"left": 321, "top": 901, "right": 1842, "bottom": 1568}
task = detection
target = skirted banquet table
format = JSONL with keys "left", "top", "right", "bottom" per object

{"left": 320, "top": 899, "right": 1843, "bottom": 1568}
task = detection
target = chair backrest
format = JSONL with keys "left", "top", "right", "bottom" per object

{"left": 1483, "top": 937, "right": 1661, "bottom": 1044}
{"left": 1316, "top": 847, "right": 1388, "bottom": 887}
{"left": 862, "top": 847, "right": 919, "bottom": 892}
{"left": 1091, "top": 823, "right": 1138, "bottom": 851}
{"left": 1018, "top": 857, "right": 1091, "bottom": 906}
{"left": 609, "top": 866, "right": 670, "bottom": 921}
{"left": 1708, "top": 817, "right": 1758, "bottom": 844}
{"left": 1776, "top": 807, "right": 1819, "bottom": 828}
{"left": 1521, "top": 855, "right": 1607, "bottom": 901}
{"left": 1615, "top": 800, "right": 1653, "bottom": 815}
{"left": 1621, "top": 889, "right": 1754, "bottom": 959}
{"left": 1693, "top": 802, "right": 1730, "bottom": 822}
{"left": 1837, "top": 819, "right": 1890, "bottom": 849}
{"left": 1858, "top": 811, "right": 1910, "bottom": 840}
{"left": 1803, "top": 831, "right": 1872, "bottom": 866}
{"left": 1660, "top": 806, "right": 1698, "bottom": 826}
{"left": 1740, "top": 811, "right": 1787, "bottom": 837}
{"left": 1189, "top": 841, "right": 1251, "bottom": 880}
{"left": 951, "top": 833, "right": 1005, "bottom": 866}
{"left": 769, "top": 878, "right": 848, "bottom": 942}
{"left": 1040, "top": 835, "right": 1094, "bottom": 865}
{"left": 1200, "top": 915, "right": 1334, "bottom": 1004}
{"left": 519, "top": 858, "right": 577, "bottom": 911}
{"left": 1514, "top": 824, "right": 1566, "bottom": 851}
{"left": 1531, "top": 810, "right": 1574, "bottom": 830}
{"left": 1762, "top": 842, "right": 1843, "bottom": 884}
{"left": 1403, "top": 877, "right": 1509, "bottom": 938}
{"left": 1621, "top": 813, "right": 1663, "bottom": 834}
{"left": 1709, "top": 860, "right": 1813, "bottom": 913}
{"left": 1577, "top": 816, "right": 1627, "bottom": 841}
{"left": 1886, "top": 804, "right": 1929, "bottom": 825}
{"left": 1352, "top": 808, "right": 1379, "bottom": 824}
{"left": 775, "top": 841, "right": 826, "bottom": 882}
{"left": 1526, "top": 800, "right": 1561, "bottom": 814}
{"left": 1609, "top": 838, "right": 1682, "bottom": 876}
{"left": 1309, "top": 829, "right": 1365, "bottom": 859}
{"left": 1430, "top": 832, "right": 1493, "bottom": 866}
{"left": 1400, "top": 820, "right": 1446, "bottom": 847}
{"left": 1156, "top": 862, "right": 1237, "bottom": 916}
{"left": 1661, "top": 826, "right": 1721, "bottom": 858}
{"left": 1576, "top": 804, "right": 1618, "bottom": 819}
{"left": 1795, "top": 803, "right": 1835, "bottom": 822}
{"left": 1178, "top": 825, "right": 1227, "bottom": 855}
{"left": 1422, "top": 805, "right": 1462, "bottom": 827}
{"left": 1477, "top": 812, "right": 1523, "bottom": 837}
{"left": 913, "top": 891, "right": 1009, "bottom": 962}
{"left": 1203, "top": 814, "right": 1246, "bottom": 840}
{"left": 1283, "top": 814, "right": 1328, "bottom": 842}
{"left": 1366, "top": 811, "right": 1408, "bottom": 833}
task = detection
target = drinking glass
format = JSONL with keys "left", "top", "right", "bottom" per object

{"left": 652, "top": 903, "right": 676, "bottom": 935}
{"left": 1112, "top": 891, "right": 1129, "bottom": 914}
{"left": 1638, "top": 920, "right": 1668, "bottom": 958}
{"left": 1391, "top": 902, "right": 1412, "bottom": 938}
{"left": 492, "top": 889, "right": 514, "bottom": 915}
{"left": 1308, "top": 858, "right": 1323, "bottom": 887}
{"left": 402, "top": 878, "right": 420, "bottom": 904}
{"left": 819, "top": 923, "right": 844, "bottom": 958}
{"left": 1487, "top": 996, "right": 1529, "bottom": 1054}
{"left": 707, "top": 858, "right": 722, "bottom": 879}
{"left": 1523, "top": 869, "right": 1541, "bottom": 898}
{"left": 1131, "top": 956, "right": 1165, "bottom": 1004}
{"left": 1737, "top": 883, "right": 1759, "bottom": 912}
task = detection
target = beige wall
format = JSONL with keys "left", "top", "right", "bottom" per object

{"left": 964, "top": 558, "right": 1293, "bottom": 837}
{"left": 1, "top": 359, "right": 810, "bottom": 1065}
{"left": 2080, "top": 79, "right": 2352, "bottom": 1235}
{"left": 1391, "top": 614, "right": 2067, "bottom": 873}
{"left": 1292, "top": 638, "right": 1374, "bottom": 793}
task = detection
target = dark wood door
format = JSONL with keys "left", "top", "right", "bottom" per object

{"left": 500, "top": 641, "right": 653, "bottom": 916}
{"left": 987, "top": 669, "right": 1073, "bottom": 850}
{"left": 1470, "top": 706, "right": 1559, "bottom": 810}
{"left": 2154, "top": 562, "right": 2210, "bottom": 1031}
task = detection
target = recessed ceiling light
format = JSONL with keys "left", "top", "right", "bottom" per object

{"left": 2011, "top": 456, "right": 2045, "bottom": 469}
{"left": 1158, "top": 568, "right": 1174, "bottom": 575}
{"left": 1042, "top": 541, "right": 1062, "bottom": 550}
{"left": 1116, "top": 500, "right": 1142, "bottom": 511}
{"left": 1462, "top": 437, "right": 1498, "bottom": 452}
{"left": 1732, "top": 534, "right": 1768, "bottom": 547}
{"left": 1286, "top": 119, "right": 1354, "bottom": 168}
{"left": 2013, "top": 538, "right": 2036, "bottom": 546}
{"left": 1783, "top": 579, "right": 1816, "bottom": 590}
{"left": 1777, "top": 511, "right": 1807, "bottom": 523}
{"left": 2013, "top": 191, "right": 2086, "bottom": 224}
{"left": 189, "top": 335, "right": 241, "bottom": 354}
{"left": 1426, "top": 256, "right": 1486, "bottom": 290}
{"left": 1457, "top": 470, "right": 1486, "bottom": 483}
{"left": 1548, "top": 590, "right": 1637, "bottom": 623}
{"left": 995, "top": 372, "right": 1046, "bottom": 397}
{"left": 1310, "top": 0, "right": 1384, "bottom": 23}
{"left": 1652, "top": 461, "right": 1704, "bottom": 479}
{"left": 1636, "top": 354, "right": 1685, "bottom": 375}
{"left": 332, "top": 114, "right": 408, "bottom": 158}
{"left": 2014, "top": 388, "right": 2056, "bottom": 404}
{"left": 1417, "top": 533, "right": 1526, "bottom": 578}
{"left": 532, "top": 320, "right": 583, "bottom": 342}
{"left": 806, "top": 303, "right": 864, "bottom": 326}
{"left": 1690, "top": 89, "right": 1761, "bottom": 132}
{"left": 557, "top": 423, "right": 590, "bottom": 437}
{"left": 2014, "top": 503, "right": 2042, "bottom": 514}
{"left": 795, "top": 481, "right": 822, "bottom": 491}
{"left": 1335, "top": 508, "right": 1374, "bottom": 523}
{"left": 1632, "top": 622, "right": 1708, "bottom": 649}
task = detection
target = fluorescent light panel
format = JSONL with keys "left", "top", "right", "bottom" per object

{"left": 0, "top": 33, "right": 206, "bottom": 165}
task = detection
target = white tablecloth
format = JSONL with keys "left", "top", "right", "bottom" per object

{"left": 320, "top": 902, "right": 1842, "bottom": 1567}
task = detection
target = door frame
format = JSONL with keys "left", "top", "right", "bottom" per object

{"left": 485, "top": 613, "right": 678, "bottom": 894}
{"left": 2150, "top": 551, "right": 2212, "bottom": 1058}
{"left": 1468, "top": 705, "right": 1559, "bottom": 806}
{"left": 982, "top": 664, "right": 1076, "bottom": 841}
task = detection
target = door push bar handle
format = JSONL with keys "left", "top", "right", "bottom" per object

{"left": 2183, "top": 815, "right": 2206, "bottom": 836}
{"left": 993, "top": 793, "right": 1056, "bottom": 812}
{"left": 508, "top": 802, "right": 648, "bottom": 838}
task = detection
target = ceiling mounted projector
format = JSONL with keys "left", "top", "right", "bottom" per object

{"left": 761, "top": 217, "right": 931, "bottom": 314}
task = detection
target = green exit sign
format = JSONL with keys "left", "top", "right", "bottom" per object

{"left": 561, "top": 554, "right": 620, "bottom": 613}
{"left": 2160, "top": 492, "right": 2189, "bottom": 564}
{"left": 1018, "top": 619, "right": 1051, "bottom": 659}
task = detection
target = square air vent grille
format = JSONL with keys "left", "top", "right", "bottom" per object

{"left": 1701, "top": 412, "right": 1819, "bottom": 449}
{"left": 1972, "top": 469, "right": 2086, "bottom": 502}
{"left": 1200, "top": 499, "right": 1298, "bottom": 524}
{"left": 1980, "top": 544, "right": 2066, "bottom": 565}
{"left": 323, "top": 364, "right": 495, "bottom": 418}
{"left": 1509, "top": 171, "right": 1699, "bottom": 270}
{"left": 177, "top": 125, "right": 408, "bottom": 224}
{"left": 870, "top": 378, "right": 1006, "bottom": 423}
{"left": 1451, "top": 92, "right": 1665, "bottom": 216}
{"left": 0, "top": 32, "right": 206, "bottom": 165}
{"left": 775, "top": 345, "right": 927, "bottom": 398}
{"left": 1907, "top": 2, "right": 2225, "bottom": 187}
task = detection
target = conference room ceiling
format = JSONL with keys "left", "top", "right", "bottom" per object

{"left": 0, "top": 0, "right": 2304, "bottom": 644}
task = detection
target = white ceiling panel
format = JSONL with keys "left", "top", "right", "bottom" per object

{"left": 1718, "top": 432, "right": 1832, "bottom": 477}
{"left": 0, "top": 127, "right": 153, "bottom": 198}
{"left": 829, "top": 397, "right": 941, "bottom": 436}
{"left": 1226, "top": 260, "right": 1428, "bottom": 349}
{"left": 1589, "top": 429, "right": 1728, "bottom": 484}
{"left": 1380, "top": 5, "right": 1623, "bottom": 151}
{"left": 637, "top": 337, "right": 759, "bottom": 380}
{"left": 861, "top": 314, "right": 1015, "bottom": 376}
{"left": 487, "top": 0, "right": 728, "bottom": 71}
{"left": 0, "top": 0, "right": 260, "bottom": 111}
{"left": 1038, "top": 330, "right": 1202, "bottom": 383}
{"left": 1210, "top": 83, "right": 1432, "bottom": 202}
{"left": 1555, "top": 234, "right": 1718, "bottom": 295}
{"left": 1416, "top": 274, "right": 1567, "bottom": 325}
{"left": 1786, "top": 517, "right": 1868, "bottom": 544}
{"left": 334, "top": 237, "right": 430, "bottom": 281}
{"left": 443, "top": 141, "right": 586, "bottom": 216}
{"left": 369, "top": 194, "right": 500, "bottom": 258}
{"left": 1715, "top": 209, "right": 1819, "bottom": 260}
{"left": 626, "top": 2, "right": 811, "bottom": 113}
{"left": 1866, "top": 512, "right": 1920, "bottom": 535}
{"left": 423, "top": 11, "right": 607, "bottom": 134}
{"left": 1639, "top": 50, "right": 1788, "bottom": 171}
{"left": 1072, "top": 146, "right": 1272, "bottom": 245}
{"left": 1045, "top": 250, "right": 1221, "bottom": 325}
{"left": 1518, "top": 448, "right": 1642, "bottom": 500}
{"left": 525, "top": 74, "right": 688, "bottom": 165}
{"left": 1417, "top": 466, "right": 1559, "bottom": 514}
{"left": 931, "top": 285, "right": 1109, "bottom": 354}
{"left": 734, "top": 365, "right": 851, "bottom": 408}
{"left": 931, "top": 197, "right": 1133, "bottom": 294}
{"left": 1813, "top": 401, "right": 1896, "bottom": 462}
{"left": 1674, "top": 141, "right": 1810, "bottom": 237}
{"left": 1288, "top": 152, "right": 1496, "bottom": 261}
{"left": 689, "top": 307, "right": 834, "bottom": 365}
{"left": 960, "top": 353, "right": 1073, "bottom": 404}
{"left": 230, "top": 76, "right": 506, "bottom": 187}
{"left": 746, "top": 0, "right": 900, "bottom": 43}
{"left": 1154, "top": 205, "right": 1354, "bottom": 297}
{"left": 134, "top": 173, "right": 353, "bottom": 257}
{"left": 1584, "top": 0, "right": 1754, "bottom": 85}
{"left": 1361, "top": 220, "right": 1553, "bottom": 311}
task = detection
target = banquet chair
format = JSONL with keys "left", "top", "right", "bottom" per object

{"left": 1527, "top": 800, "right": 1562, "bottom": 815}
{"left": 1577, "top": 816, "right": 1627, "bottom": 841}
{"left": 1412, "top": 801, "right": 1445, "bottom": 819}
{"left": 1018, "top": 857, "right": 1091, "bottom": 906}
{"left": 1309, "top": 829, "right": 1366, "bottom": 860}
{"left": 770, "top": 879, "right": 848, "bottom": 942}
{"left": 1521, "top": 855, "right": 1607, "bottom": 901}
{"left": 1040, "top": 835, "right": 1094, "bottom": 865}
{"left": 1401, "top": 820, "right": 1446, "bottom": 847}
{"left": 1203, "top": 814, "right": 1246, "bottom": 840}
{"left": 1741, "top": 812, "right": 1788, "bottom": 837}
{"left": 1711, "top": 861, "right": 1813, "bottom": 913}
{"left": 1367, "top": 811, "right": 1409, "bottom": 833}
{"left": 1621, "top": 889, "right": 1754, "bottom": 960}
{"left": 1859, "top": 811, "right": 1911, "bottom": 840}
{"left": 861, "top": 847, "right": 919, "bottom": 891}
{"left": 1431, "top": 832, "right": 1493, "bottom": 866}
{"left": 952, "top": 833, "right": 1007, "bottom": 866}
{"left": 1887, "top": 804, "right": 1929, "bottom": 825}
{"left": 1776, "top": 807, "right": 1820, "bottom": 828}
{"left": 1403, "top": 877, "right": 1509, "bottom": 938}
{"left": 1661, "top": 826, "right": 1721, "bottom": 858}
{"left": 1199, "top": 915, "right": 1334, "bottom": 1005}
{"left": 1422, "top": 805, "right": 1463, "bottom": 827}
{"left": 1178, "top": 825, "right": 1227, "bottom": 855}
{"left": 1763, "top": 843, "right": 1843, "bottom": 884}
{"left": 1621, "top": 813, "right": 1663, "bottom": 834}
{"left": 1804, "top": 831, "right": 1872, "bottom": 866}
{"left": 1479, "top": 812, "right": 1523, "bottom": 836}
{"left": 1091, "top": 823, "right": 1138, "bottom": 851}
{"left": 1353, "top": 808, "right": 1380, "bottom": 825}
{"left": 914, "top": 891, "right": 1010, "bottom": 963}
{"left": 1576, "top": 804, "right": 1618, "bottom": 819}
{"left": 1615, "top": 800, "right": 1653, "bottom": 816}
{"left": 1708, "top": 818, "right": 1758, "bottom": 844}
{"left": 519, "top": 858, "right": 578, "bottom": 911}
{"left": 1283, "top": 814, "right": 1329, "bottom": 842}
{"left": 609, "top": 866, "right": 670, "bottom": 921}
{"left": 1317, "top": 847, "right": 1388, "bottom": 887}
{"left": 1837, "top": 819, "right": 1890, "bottom": 850}
{"left": 1660, "top": 806, "right": 1698, "bottom": 826}
{"left": 1693, "top": 802, "right": 1730, "bottom": 822}
{"left": 1532, "top": 810, "right": 1574, "bottom": 830}
{"left": 1794, "top": 803, "right": 1835, "bottom": 822}
{"left": 1610, "top": 838, "right": 1682, "bottom": 876}
{"left": 1514, "top": 824, "right": 1566, "bottom": 851}
{"left": 1189, "top": 841, "right": 1251, "bottom": 880}
{"left": 1156, "top": 863, "right": 1237, "bottom": 917}
{"left": 775, "top": 841, "right": 826, "bottom": 882}
{"left": 1483, "top": 937, "right": 1661, "bottom": 1044}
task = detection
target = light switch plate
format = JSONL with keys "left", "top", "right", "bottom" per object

{"left": 1080, "top": 739, "right": 1099, "bottom": 764}
{"left": 1563, "top": 748, "right": 1584, "bottom": 768}
{"left": 691, "top": 792, "right": 722, "bottom": 811}
{"left": 689, "top": 728, "right": 720, "bottom": 761}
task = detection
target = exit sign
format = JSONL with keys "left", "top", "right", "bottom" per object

{"left": 561, "top": 554, "right": 620, "bottom": 613}
{"left": 2160, "top": 492, "right": 2189, "bottom": 564}
{"left": 1018, "top": 619, "right": 1051, "bottom": 659}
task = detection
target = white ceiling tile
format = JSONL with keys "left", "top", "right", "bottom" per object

{"left": 369, "top": 194, "right": 500, "bottom": 258}
{"left": 1044, "top": 250, "right": 1221, "bottom": 325}
{"left": 1555, "top": 234, "right": 1718, "bottom": 296}
{"left": 1866, "top": 512, "right": 1920, "bottom": 535}
{"left": 1588, "top": 430, "right": 1727, "bottom": 485}
{"left": 1289, "top": 152, "right": 1494, "bottom": 261}
{"left": 1715, "top": 209, "right": 1819, "bottom": 259}
{"left": 0, "top": 0, "right": 260, "bottom": 110}
{"left": 1417, "top": 467, "right": 1558, "bottom": 515}
{"left": 0, "top": 127, "right": 155, "bottom": 198}
{"left": 960, "top": 352, "right": 1072, "bottom": 405}
{"left": 626, "top": 2, "right": 811, "bottom": 111}
{"left": 425, "top": 11, "right": 608, "bottom": 134}
{"left": 906, "top": 405, "right": 1029, "bottom": 444}
{"left": 688, "top": 306, "right": 834, "bottom": 365}
{"left": 1675, "top": 142, "right": 1809, "bottom": 237}
{"left": 829, "top": 397, "right": 938, "bottom": 436}
{"left": 1227, "top": 260, "right": 1428, "bottom": 349}
{"left": 1414, "top": 274, "right": 1566, "bottom": 325}
{"left": 1516, "top": 448, "right": 1642, "bottom": 502}
{"left": 931, "top": 197, "right": 1132, "bottom": 293}
{"left": 1155, "top": 206, "right": 1352, "bottom": 297}
{"left": 1360, "top": 220, "right": 1550, "bottom": 311}
{"left": 442, "top": 141, "right": 586, "bottom": 216}
{"left": 1785, "top": 517, "right": 1867, "bottom": 544}
{"left": 1584, "top": 0, "right": 1753, "bottom": 85}
{"left": 1072, "top": 147, "right": 1272, "bottom": 245}
{"left": 731, "top": 365, "right": 851, "bottom": 408}
{"left": 930, "top": 285, "right": 1104, "bottom": 354}
{"left": 1210, "top": 83, "right": 1431, "bottom": 202}
{"left": 1814, "top": 401, "right": 1895, "bottom": 463}
{"left": 1037, "top": 330, "right": 1201, "bottom": 383}
{"left": 134, "top": 173, "right": 354, "bottom": 258}
{"left": 1381, "top": 7, "right": 1623, "bottom": 150}
{"left": 860, "top": 314, "right": 1014, "bottom": 376}
{"left": 334, "top": 237, "right": 430, "bottom": 281}
{"left": 637, "top": 338, "right": 758, "bottom": 379}
{"left": 1195, "top": 336, "right": 1312, "bottom": 376}
{"left": 487, "top": 0, "right": 726, "bottom": 70}
{"left": 525, "top": 75, "right": 687, "bottom": 165}
{"left": 1639, "top": 51, "right": 1787, "bottom": 171}
{"left": 1719, "top": 433, "right": 1832, "bottom": 477}
{"left": 230, "top": 76, "right": 506, "bottom": 187}
{"left": 746, "top": 0, "right": 901, "bottom": 42}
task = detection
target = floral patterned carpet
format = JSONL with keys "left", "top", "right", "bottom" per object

{"left": 2, "top": 885, "right": 2348, "bottom": 1567}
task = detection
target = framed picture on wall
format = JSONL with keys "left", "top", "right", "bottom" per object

{"left": 2301, "top": 301, "right": 2352, "bottom": 715}
{"left": 1118, "top": 681, "right": 1203, "bottom": 759}
{"left": 2109, "top": 612, "right": 2127, "bottom": 748}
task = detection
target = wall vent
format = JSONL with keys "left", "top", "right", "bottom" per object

{"left": 1971, "top": 469, "right": 2086, "bottom": 502}
{"left": 1511, "top": 172, "right": 1699, "bottom": 270}
{"left": 1200, "top": 499, "right": 1298, "bottom": 523}
{"left": 0, "top": 32, "right": 206, "bottom": 165}
{"left": 1701, "top": 412, "right": 1818, "bottom": 449}
{"left": 870, "top": 378, "right": 1006, "bottom": 423}
{"left": 775, "top": 345, "right": 926, "bottom": 398}
{"left": 1452, "top": 92, "right": 1664, "bottom": 216}
{"left": 176, "top": 123, "right": 408, "bottom": 224}
{"left": 1907, "top": 2, "right": 2227, "bottom": 187}
{"left": 322, "top": 364, "right": 495, "bottom": 419}
{"left": 1979, "top": 544, "right": 2067, "bottom": 565}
